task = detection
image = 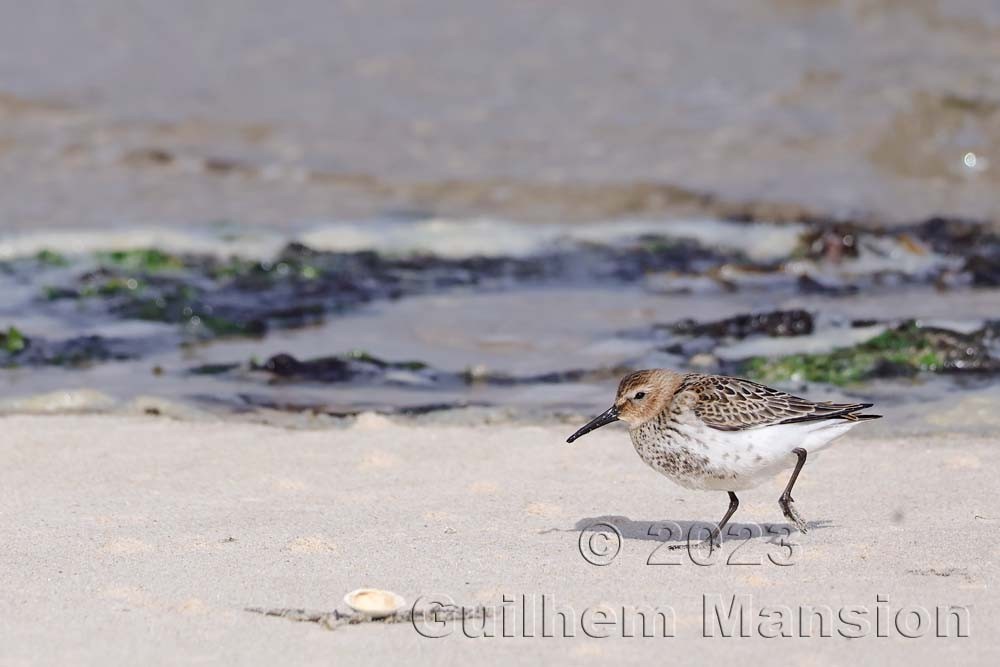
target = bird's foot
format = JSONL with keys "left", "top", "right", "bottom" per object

{"left": 667, "top": 538, "right": 718, "bottom": 552}
{"left": 694, "top": 537, "right": 720, "bottom": 552}
{"left": 779, "top": 496, "right": 809, "bottom": 533}
{"left": 666, "top": 526, "right": 722, "bottom": 552}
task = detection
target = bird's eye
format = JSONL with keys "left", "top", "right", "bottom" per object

{"left": 633, "top": 391, "right": 646, "bottom": 400}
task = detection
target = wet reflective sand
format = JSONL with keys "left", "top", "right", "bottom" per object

{"left": 1, "top": 1, "right": 1000, "bottom": 227}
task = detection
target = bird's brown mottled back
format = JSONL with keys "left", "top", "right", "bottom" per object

{"left": 677, "top": 373, "right": 879, "bottom": 431}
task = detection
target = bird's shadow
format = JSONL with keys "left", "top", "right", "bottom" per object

{"left": 568, "top": 515, "right": 833, "bottom": 546}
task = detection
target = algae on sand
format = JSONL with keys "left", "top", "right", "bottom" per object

{"left": 96, "top": 248, "right": 185, "bottom": 273}
{"left": 1, "top": 326, "right": 27, "bottom": 354}
{"left": 741, "top": 322, "right": 998, "bottom": 386}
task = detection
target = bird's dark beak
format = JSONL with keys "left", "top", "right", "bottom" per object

{"left": 566, "top": 405, "right": 620, "bottom": 443}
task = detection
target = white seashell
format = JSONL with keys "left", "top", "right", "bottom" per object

{"left": 343, "top": 589, "right": 406, "bottom": 619}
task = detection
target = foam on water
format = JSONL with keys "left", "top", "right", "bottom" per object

{"left": 298, "top": 218, "right": 804, "bottom": 261}
{"left": 0, "top": 217, "right": 804, "bottom": 262}
{"left": 0, "top": 226, "right": 287, "bottom": 261}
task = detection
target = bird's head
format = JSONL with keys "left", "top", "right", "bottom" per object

{"left": 566, "top": 369, "right": 683, "bottom": 443}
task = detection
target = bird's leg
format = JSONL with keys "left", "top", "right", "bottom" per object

{"left": 706, "top": 492, "right": 740, "bottom": 546}
{"left": 779, "top": 448, "right": 809, "bottom": 533}
{"left": 669, "top": 491, "right": 740, "bottom": 551}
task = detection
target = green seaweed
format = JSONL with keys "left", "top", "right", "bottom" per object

{"left": 43, "top": 277, "right": 145, "bottom": 300}
{"left": 196, "top": 314, "right": 266, "bottom": 337}
{"left": 122, "top": 285, "right": 197, "bottom": 321}
{"left": 95, "top": 277, "right": 145, "bottom": 297}
{"left": 96, "top": 248, "right": 185, "bottom": 272}
{"left": 741, "top": 323, "right": 987, "bottom": 386}
{"left": 209, "top": 256, "right": 322, "bottom": 282}
{"left": 35, "top": 249, "right": 69, "bottom": 266}
{"left": 743, "top": 352, "right": 894, "bottom": 386}
{"left": 635, "top": 235, "right": 680, "bottom": 253}
{"left": 1, "top": 326, "right": 27, "bottom": 354}
{"left": 114, "top": 285, "right": 262, "bottom": 336}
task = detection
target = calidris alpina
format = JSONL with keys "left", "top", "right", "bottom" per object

{"left": 567, "top": 370, "right": 880, "bottom": 542}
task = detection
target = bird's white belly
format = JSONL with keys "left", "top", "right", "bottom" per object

{"left": 630, "top": 417, "right": 858, "bottom": 492}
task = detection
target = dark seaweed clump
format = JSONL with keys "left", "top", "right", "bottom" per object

{"left": 0, "top": 326, "right": 140, "bottom": 367}
{"left": 781, "top": 217, "right": 1000, "bottom": 288}
{"left": 38, "top": 239, "right": 738, "bottom": 341}
{"left": 633, "top": 309, "right": 814, "bottom": 360}
{"left": 668, "top": 309, "right": 814, "bottom": 339}
{"left": 255, "top": 352, "right": 430, "bottom": 382}
{"left": 45, "top": 249, "right": 326, "bottom": 337}
{"left": 742, "top": 321, "right": 999, "bottom": 386}
{"left": 189, "top": 351, "right": 629, "bottom": 388}
{"left": 915, "top": 217, "right": 1000, "bottom": 286}
{"left": 25, "top": 217, "right": 1000, "bottom": 350}
{"left": 189, "top": 352, "right": 438, "bottom": 385}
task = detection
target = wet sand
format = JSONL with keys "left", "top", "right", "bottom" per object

{"left": 2, "top": 1, "right": 1000, "bottom": 227}
{"left": 0, "top": 413, "right": 995, "bottom": 664}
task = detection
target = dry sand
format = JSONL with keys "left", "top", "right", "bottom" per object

{"left": 0, "top": 413, "right": 995, "bottom": 664}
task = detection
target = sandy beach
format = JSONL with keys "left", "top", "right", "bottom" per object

{"left": 0, "top": 412, "right": 994, "bottom": 664}
{"left": 2, "top": 2, "right": 1000, "bottom": 664}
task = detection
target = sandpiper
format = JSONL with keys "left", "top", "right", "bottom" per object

{"left": 567, "top": 370, "right": 880, "bottom": 542}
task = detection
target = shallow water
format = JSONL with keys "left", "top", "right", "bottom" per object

{"left": 1, "top": 217, "right": 998, "bottom": 423}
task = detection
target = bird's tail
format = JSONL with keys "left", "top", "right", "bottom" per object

{"left": 839, "top": 403, "right": 881, "bottom": 421}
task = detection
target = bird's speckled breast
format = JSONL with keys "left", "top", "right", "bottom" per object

{"left": 629, "top": 410, "right": 723, "bottom": 490}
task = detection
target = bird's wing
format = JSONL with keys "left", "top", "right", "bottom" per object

{"left": 678, "top": 374, "right": 876, "bottom": 432}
